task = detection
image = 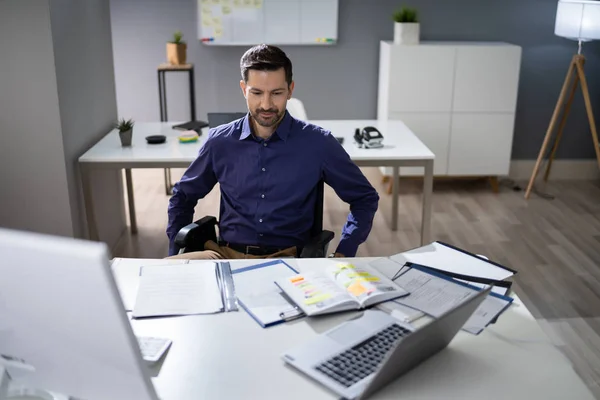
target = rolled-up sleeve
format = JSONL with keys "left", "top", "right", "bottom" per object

{"left": 321, "top": 133, "right": 379, "bottom": 257}
{"left": 166, "top": 134, "right": 218, "bottom": 255}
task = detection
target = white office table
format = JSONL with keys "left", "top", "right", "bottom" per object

{"left": 79, "top": 120, "right": 434, "bottom": 244}
{"left": 113, "top": 257, "right": 595, "bottom": 400}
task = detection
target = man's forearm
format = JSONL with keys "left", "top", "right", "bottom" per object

{"left": 335, "top": 207, "right": 377, "bottom": 257}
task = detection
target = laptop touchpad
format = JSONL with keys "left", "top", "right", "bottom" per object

{"left": 326, "top": 323, "right": 372, "bottom": 347}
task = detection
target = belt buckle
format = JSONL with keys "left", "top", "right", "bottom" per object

{"left": 245, "top": 245, "right": 261, "bottom": 255}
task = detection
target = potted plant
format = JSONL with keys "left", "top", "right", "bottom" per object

{"left": 167, "top": 30, "right": 187, "bottom": 65}
{"left": 393, "top": 6, "right": 419, "bottom": 45}
{"left": 116, "top": 118, "right": 134, "bottom": 147}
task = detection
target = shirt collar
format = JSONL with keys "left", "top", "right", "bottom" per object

{"left": 239, "top": 110, "right": 293, "bottom": 142}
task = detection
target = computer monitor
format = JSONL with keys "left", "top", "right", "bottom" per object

{"left": 0, "top": 228, "right": 158, "bottom": 400}
{"left": 207, "top": 112, "right": 247, "bottom": 128}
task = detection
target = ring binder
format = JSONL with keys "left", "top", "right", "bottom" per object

{"left": 216, "top": 262, "right": 238, "bottom": 312}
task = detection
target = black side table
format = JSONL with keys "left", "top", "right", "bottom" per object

{"left": 157, "top": 63, "right": 196, "bottom": 194}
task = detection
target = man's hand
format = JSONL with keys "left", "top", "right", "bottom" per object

{"left": 333, "top": 252, "right": 345, "bottom": 258}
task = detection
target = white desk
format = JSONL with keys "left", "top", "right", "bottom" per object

{"left": 113, "top": 257, "right": 595, "bottom": 400}
{"left": 79, "top": 120, "right": 434, "bottom": 244}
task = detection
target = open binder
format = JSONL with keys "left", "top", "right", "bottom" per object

{"left": 390, "top": 241, "right": 517, "bottom": 296}
{"left": 131, "top": 261, "right": 238, "bottom": 319}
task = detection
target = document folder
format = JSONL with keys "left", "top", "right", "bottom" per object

{"left": 232, "top": 260, "right": 305, "bottom": 328}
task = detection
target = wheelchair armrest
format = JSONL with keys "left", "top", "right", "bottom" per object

{"left": 300, "top": 230, "right": 335, "bottom": 258}
{"left": 174, "top": 216, "right": 218, "bottom": 252}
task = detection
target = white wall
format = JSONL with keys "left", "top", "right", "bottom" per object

{"left": 49, "top": 0, "right": 126, "bottom": 242}
{"left": 0, "top": 0, "right": 73, "bottom": 237}
{"left": 0, "top": 0, "right": 126, "bottom": 249}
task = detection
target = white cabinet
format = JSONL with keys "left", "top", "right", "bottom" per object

{"left": 377, "top": 41, "right": 522, "bottom": 177}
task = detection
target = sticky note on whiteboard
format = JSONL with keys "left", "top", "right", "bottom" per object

{"left": 202, "top": 15, "right": 212, "bottom": 26}
{"left": 253, "top": 0, "right": 263, "bottom": 7}
{"left": 243, "top": 0, "right": 252, "bottom": 6}
{"left": 222, "top": 5, "right": 232, "bottom": 14}
{"left": 212, "top": 16, "right": 222, "bottom": 26}
{"left": 201, "top": 4, "right": 211, "bottom": 14}
{"left": 215, "top": 27, "right": 223, "bottom": 37}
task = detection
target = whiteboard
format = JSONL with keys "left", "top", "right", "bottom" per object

{"left": 197, "top": 0, "right": 338, "bottom": 45}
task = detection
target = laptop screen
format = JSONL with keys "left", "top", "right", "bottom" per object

{"left": 207, "top": 112, "right": 247, "bottom": 128}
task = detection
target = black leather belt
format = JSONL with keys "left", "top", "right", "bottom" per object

{"left": 218, "top": 241, "right": 301, "bottom": 256}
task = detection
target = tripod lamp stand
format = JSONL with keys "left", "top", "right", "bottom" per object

{"left": 525, "top": 0, "right": 600, "bottom": 199}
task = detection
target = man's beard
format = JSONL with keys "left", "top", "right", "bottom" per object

{"left": 250, "top": 107, "right": 284, "bottom": 127}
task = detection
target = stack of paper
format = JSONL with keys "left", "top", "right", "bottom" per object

{"left": 390, "top": 241, "right": 517, "bottom": 296}
{"left": 392, "top": 264, "right": 513, "bottom": 335}
{"left": 131, "top": 264, "right": 224, "bottom": 319}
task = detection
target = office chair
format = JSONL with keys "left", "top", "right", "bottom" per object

{"left": 174, "top": 180, "right": 334, "bottom": 258}
{"left": 286, "top": 98, "right": 308, "bottom": 121}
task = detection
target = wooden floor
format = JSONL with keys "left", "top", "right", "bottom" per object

{"left": 114, "top": 167, "right": 600, "bottom": 398}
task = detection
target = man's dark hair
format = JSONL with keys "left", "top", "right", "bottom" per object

{"left": 240, "top": 44, "right": 293, "bottom": 86}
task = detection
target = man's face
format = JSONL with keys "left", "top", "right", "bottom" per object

{"left": 240, "top": 68, "right": 294, "bottom": 128}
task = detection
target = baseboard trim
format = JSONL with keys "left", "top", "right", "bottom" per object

{"left": 509, "top": 159, "right": 600, "bottom": 181}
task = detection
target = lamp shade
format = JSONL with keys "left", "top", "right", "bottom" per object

{"left": 555, "top": 0, "right": 600, "bottom": 41}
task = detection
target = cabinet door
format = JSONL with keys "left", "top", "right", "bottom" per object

{"left": 453, "top": 45, "right": 521, "bottom": 113}
{"left": 391, "top": 112, "right": 451, "bottom": 176}
{"left": 388, "top": 46, "right": 455, "bottom": 113}
{"left": 447, "top": 113, "right": 515, "bottom": 176}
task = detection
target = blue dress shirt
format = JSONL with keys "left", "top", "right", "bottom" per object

{"left": 167, "top": 111, "right": 379, "bottom": 257}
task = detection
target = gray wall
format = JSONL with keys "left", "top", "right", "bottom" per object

{"left": 110, "top": 0, "right": 600, "bottom": 160}
{"left": 49, "top": 0, "right": 126, "bottom": 242}
{"left": 0, "top": 0, "right": 125, "bottom": 248}
{"left": 0, "top": 0, "right": 73, "bottom": 237}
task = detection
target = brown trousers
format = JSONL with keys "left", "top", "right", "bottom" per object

{"left": 166, "top": 240, "right": 298, "bottom": 260}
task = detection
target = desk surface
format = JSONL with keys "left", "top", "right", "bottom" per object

{"left": 113, "top": 257, "right": 594, "bottom": 400}
{"left": 79, "top": 120, "right": 434, "bottom": 164}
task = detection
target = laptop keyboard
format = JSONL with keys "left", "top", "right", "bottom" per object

{"left": 314, "top": 324, "right": 412, "bottom": 388}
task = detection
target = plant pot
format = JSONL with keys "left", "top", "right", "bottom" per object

{"left": 166, "top": 43, "right": 187, "bottom": 65}
{"left": 119, "top": 129, "right": 133, "bottom": 147}
{"left": 394, "top": 22, "right": 420, "bottom": 45}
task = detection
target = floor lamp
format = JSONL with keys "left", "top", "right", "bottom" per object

{"left": 525, "top": 0, "right": 600, "bottom": 199}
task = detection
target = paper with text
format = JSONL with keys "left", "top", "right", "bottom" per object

{"left": 132, "top": 264, "right": 223, "bottom": 318}
{"left": 393, "top": 267, "right": 478, "bottom": 318}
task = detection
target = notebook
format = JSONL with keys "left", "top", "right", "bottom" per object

{"left": 274, "top": 261, "right": 409, "bottom": 316}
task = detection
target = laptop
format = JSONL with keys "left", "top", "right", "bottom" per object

{"left": 282, "top": 285, "right": 491, "bottom": 400}
{"left": 207, "top": 112, "right": 247, "bottom": 128}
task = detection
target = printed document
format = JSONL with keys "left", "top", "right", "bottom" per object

{"left": 132, "top": 264, "right": 223, "bottom": 318}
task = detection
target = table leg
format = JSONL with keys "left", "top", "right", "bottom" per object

{"left": 125, "top": 168, "right": 138, "bottom": 234}
{"left": 421, "top": 160, "right": 434, "bottom": 245}
{"left": 391, "top": 165, "right": 399, "bottom": 231}
{"left": 80, "top": 163, "right": 99, "bottom": 241}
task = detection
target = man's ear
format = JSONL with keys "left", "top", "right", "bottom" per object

{"left": 287, "top": 81, "right": 295, "bottom": 99}
{"left": 239, "top": 80, "right": 247, "bottom": 99}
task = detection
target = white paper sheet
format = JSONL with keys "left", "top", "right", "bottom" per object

{"left": 110, "top": 258, "right": 188, "bottom": 311}
{"left": 391, "top": 242, "right": 515, "bottom": 281}
{"left": 393, "top": 267, "right": 478, "bottom": 318}
{"left": 462, "top": 294, "right": 513, "bottom": 335}
{"left": 132, "top": 264, "right": 223, "bottom": 318}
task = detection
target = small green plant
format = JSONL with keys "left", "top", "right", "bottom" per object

{"left": 393, "top": 7, "right": 418, "bottom": 23}
{"left": 116, "top": 118, "right": 134, "bottom": 132}
{"left": 170, "top": 30, "right": 185, "bottom": 44}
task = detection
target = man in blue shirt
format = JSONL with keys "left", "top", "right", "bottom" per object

{"left": 166, "top": 44, "right": 379, "bottom": 259}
